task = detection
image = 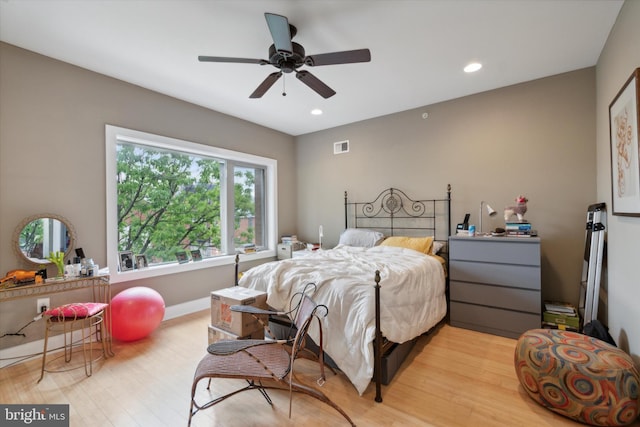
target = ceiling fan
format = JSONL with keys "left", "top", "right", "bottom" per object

{"left": 198, "top": 13, "right": 371, "bottom": 99}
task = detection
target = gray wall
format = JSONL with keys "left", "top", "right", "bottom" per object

{"left": 0, "top": 42, "right": 296, "bottom": 348}
{"left": 296, "top": 68, "right": 596, "bottom": 310}
{"left": 595, "top": 0, "right": 640, "bottom": 362}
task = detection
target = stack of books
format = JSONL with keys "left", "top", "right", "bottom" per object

{"left": 505, "top": 221, "right": 537, "bottom": 237}
{"left": 281, "top": 235, "right": 298, "bottom": 245}
{"left": 543, "top": 301, "right": 579, "bottom": 331}
{"left": 239, "top": 243, "right": 256, "bottom": 254}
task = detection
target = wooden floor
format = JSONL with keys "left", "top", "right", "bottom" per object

{"left": 1, "top": 310, "right": 638, "bottom": 427}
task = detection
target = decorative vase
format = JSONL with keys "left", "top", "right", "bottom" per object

{"left": 47, "top": 251, "right": 66, "bottom": 278}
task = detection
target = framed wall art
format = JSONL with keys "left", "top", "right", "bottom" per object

{"left": 609, "top": 68, "right": 640, "bottom": 216}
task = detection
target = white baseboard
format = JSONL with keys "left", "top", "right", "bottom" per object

{"left": 0, "top": 296, "right": 210, "bottom": 369}
{"left": 163, "top": 296, "right": 209, "bottom": 320}
{"left": 0, "top": 336, "right": 50, "bottom": 369}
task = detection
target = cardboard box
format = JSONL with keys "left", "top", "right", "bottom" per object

{"left": 211, "top": 287, "right": 268, "bottom": 336}
{"left": 207, "top": 324, "right": 264, "bottom": 345}
{"left": 543, "top": 311, "right": 580, "bottom": 329}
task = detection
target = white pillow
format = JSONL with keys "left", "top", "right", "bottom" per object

{"left": 431, "top": 241, "right": 445, "bottom": 254}
{"left": 338, "top": 228, "right": 384, "bottom": 248}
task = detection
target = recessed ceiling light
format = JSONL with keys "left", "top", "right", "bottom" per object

{"left": 464, "top": 62, "right": 482, "bottom": 73}
{"left": 311, "top": 109, "right": 323, "bottom": 115}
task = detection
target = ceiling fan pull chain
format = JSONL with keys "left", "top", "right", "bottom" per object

{"left": 282, "top": 75, "right": 287, "bottom": 96}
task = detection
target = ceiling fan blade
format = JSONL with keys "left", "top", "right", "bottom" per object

{"left": 264, "top": 13, "right": 293, "bottom": 56}
{"left": 304, "top": 49, "right": 371, "bottom": 66}
{"left": 198, "top": 56, "right": 267, "bottom": 65}
{"left": 295, "top": 70, "right": 336, "bottom": 99}
{"left": 249, "top": 72, "right": 282, "bottom": 98}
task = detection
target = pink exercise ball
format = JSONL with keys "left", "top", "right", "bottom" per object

{"left": 108, "top": 286, "right": 165, "bottom": 342}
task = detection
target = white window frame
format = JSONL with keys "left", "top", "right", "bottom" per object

{"left": 105, "top": 125, "right": 277, "bottom": 284}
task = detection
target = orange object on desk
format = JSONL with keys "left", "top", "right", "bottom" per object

{"left": 0, "top": 269, "right": 37, "bottom": 284}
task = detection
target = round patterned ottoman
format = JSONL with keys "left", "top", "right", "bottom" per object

{"left": 515, "top": 329, "right": 640, "bottom": 426}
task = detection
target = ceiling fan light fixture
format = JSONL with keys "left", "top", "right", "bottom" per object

{"left": 464, "top": 62, "right": 482, "bottom": 73}
{"left": 311, "top": 109, "right": 323, "bottom": 115}
{"left": 198, "top": 12, "right": 370, "bottom": 99}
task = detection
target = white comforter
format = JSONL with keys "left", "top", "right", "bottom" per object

{"left": 238, "top": 244, "right": 447, "bottom": 395}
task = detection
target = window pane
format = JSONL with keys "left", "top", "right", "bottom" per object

{"left": 106, "top": 125, "right": 277, "bottom": 282}
{"left": 233, "top": 166, "right": 265, "bottom": 250}
{"left": 117, "top": 142, "right": 223, "bottom": 264}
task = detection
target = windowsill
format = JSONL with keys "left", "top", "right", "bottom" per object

{"left": 108, "top": 249, "right": 276, "bottom": 284}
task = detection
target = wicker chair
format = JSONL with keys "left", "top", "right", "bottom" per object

{"left": 188, "top": 290, "right": 355, "bottom": 426}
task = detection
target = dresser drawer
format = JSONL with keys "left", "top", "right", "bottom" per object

{"left": 449, "top": 238, "right": 540, "bottom": 265}
{"left": 450, "top": 301, "right": 540, "bottom": 339}
{"left": 449, "top": 260, "right": 540, "bottom": 290}
{"left": 450, "top": 281, "right": 540, "bottom": 313}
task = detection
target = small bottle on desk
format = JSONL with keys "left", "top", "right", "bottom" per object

{"left": 64, "top": 260, "right": 75, "bottom": 278}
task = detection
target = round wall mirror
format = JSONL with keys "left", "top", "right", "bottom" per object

{"left": 12, "top": 214, "right": 76, "bottom": 266}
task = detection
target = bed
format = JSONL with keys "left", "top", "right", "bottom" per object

{"left": 237, "top": 186, "right": 451, "bottom": 401}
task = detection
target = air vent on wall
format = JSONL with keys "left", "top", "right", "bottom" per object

{"left": 333, "top": 140, "right": 349, "bottom": 154}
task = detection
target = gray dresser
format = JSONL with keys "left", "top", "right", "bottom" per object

{"left": 449, "top": 235, "right": 541, "bottom": 339}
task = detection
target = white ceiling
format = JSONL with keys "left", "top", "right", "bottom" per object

{"left": 0, "top": 0, "right": 623, "bottom": 136}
